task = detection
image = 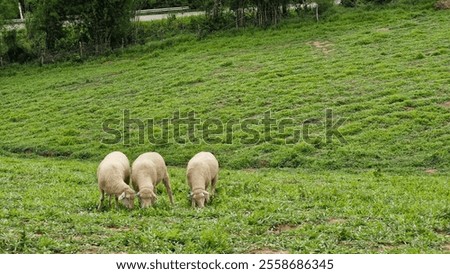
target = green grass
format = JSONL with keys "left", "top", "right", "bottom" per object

{"left": 0, "top": 5, "right": 449, "bottom": 253}
{"left": 0, "top": 7, "right": 449, "bottom": 171}
{"left": 0, "top": 156, "right": 449, "bottom": 253}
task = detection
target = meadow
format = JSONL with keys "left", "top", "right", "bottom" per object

{"left": 0, "top": 5, "right": 449, "bottom": 253}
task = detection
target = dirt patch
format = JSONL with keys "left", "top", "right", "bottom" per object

{"left": 71, "top": 235, "right": 84, "bottom": 241}
{"left": 307, "top": 41, "right": 334, "bottom": 54}
{"left": 425, "top": 169, "right": 438, "bottom": 174}
{"left": 434, "top": 229, "right": 450, "bottom": 237}
{"left": 83, "top": 246, "right": 101, "bottom": 254}
{"left": 443, "top": 244, "right": 450, "bottom": 252}
{"left": 404, "top": 106, "right": 415, "bottom": 111}
{"left": 270, "top": 224, "right": 300, "bottom": 235}
{"left": 376, "top": 28, "right": 390, "bottom": 32}
{"left": 249, "top": 248, "right": 289, "bottom": 254}
{"left": 377, "top": 244, "right": 396, "bottom": 253}
{"left": 435, "top": 0, "right": 450, "bottom": 10}
{"left": 106, "top": 226, "right": 131, "bottom": 232}
{"left": 441, "top": 101, "right": 450, "bottom": 108}
{"left": 327, "top": 218, "right": 346, "bottom": 224}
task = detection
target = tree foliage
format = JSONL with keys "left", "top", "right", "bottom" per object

{"left": 26, "top": 0, "right": 136, "bottom": 53}
{"left": 0, "top": 0, "right": 18, "bottom": 28}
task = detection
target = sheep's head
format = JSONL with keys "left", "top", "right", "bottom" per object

{"left": 191, "top": 190, "right": 209, "bottom": 208}
{"left": 118, "top": 189, "right": 135, "bottom": 209}
{"left": 136, "top": 188, "right": 157, "bottom": 208}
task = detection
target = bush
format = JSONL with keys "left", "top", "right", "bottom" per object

{"left": 2, "top": 30, "right": 34, "bottom": 63}
{"left": 316, "top": 0, "right": 336, "bottom": 13}
{"left": 341, "top": 0, "right": 359, "bottom": 7}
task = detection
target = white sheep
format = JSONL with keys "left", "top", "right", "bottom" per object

{"left": 131, "top": 152, "right": 174, "bottom": 208}
{"left": 97, "top": 151, "right": 135, "bottom": 209}
{"left": 186, "top": 152, "right": 219, "bottom": 208}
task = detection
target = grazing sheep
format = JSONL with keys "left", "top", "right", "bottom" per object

{"left": 131, "top": 152, "right": 174, "bottom": 208}
{"left": 186, "top": 152, "right": 219, "bottom": 208}
{"left": 97, "top": 151, "right": 135, "bottom": 210}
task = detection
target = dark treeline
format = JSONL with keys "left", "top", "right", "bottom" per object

{"left": 1, "top": 0, "right": 144, "bottom": 64}
{"left": 0, "top": 0, "right": 429, "bottom": 65}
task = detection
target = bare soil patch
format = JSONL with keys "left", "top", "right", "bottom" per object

{"left": 435, "top": 0, "right": 450, "bottom": 10}
{"left": 425, "top": 169, "right": 438, "bottom": 174}
{"left": 307, "top": 41, "right": 334, "bottom": 54}
{"left": 377, "top": 244, "right": 396, "bottom": 253}
{"left": 441, "top": 101, "right": 450, "bottom": 108}
{"left": 270, "top": 224, "right": 300, "bottom": 235}
{"left": 106, "top": 226, "right": 131, "bottom": 232}
{"left": 327, "top": 218, "right": 346, "bottom": 224}
{"left": 83, "top": 246, "right": 101, "bottom": 254}
{"left": 249, "top": 248, "right": 289, "bottom": 254}
{"left": 376, "top": 28, "right": 390, "bottom": 32}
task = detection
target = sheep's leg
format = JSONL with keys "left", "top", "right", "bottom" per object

{"left": 115, "top": 196, "right": 119, "bottom": 209}
{"left": 108, "top": 194, "right": 112, "bottom": 208}
{"left": 98, "top": 190, "right": 105, "bottom": 210}
{"left": 163, "top": 173, "right": 174, "bottom": 205}
{"left": 211, "top": 175, "right": 218, "bottom": 197}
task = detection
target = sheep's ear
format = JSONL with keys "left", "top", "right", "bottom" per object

{"left": 118, "top": 192, "right": 126, "bottom": 200}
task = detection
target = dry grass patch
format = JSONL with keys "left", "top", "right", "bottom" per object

{"left": 270, "top": 224, "right": 300, "bottom": 235}
{"left": 307, "top": 41, "right": 334, "bottom": 54}
{"left": 248, "top": 248, "right": 289, "bottom": 254}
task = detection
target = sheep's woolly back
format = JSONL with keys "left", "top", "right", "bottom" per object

{"left": 97, "top": 151, "right": 132, "bottom": 195}
{"left": 131, "top": 152, "right": 168, "bottom": 191}
{"left": 186, "top": 152, "right": 219, "bottom": 193}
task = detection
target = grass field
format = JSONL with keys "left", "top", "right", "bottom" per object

{"left": 0, "top": 5, "right": 449, "bottom": 253}
{"left": 1, "top": 156, "right": 449, "bottom": 253}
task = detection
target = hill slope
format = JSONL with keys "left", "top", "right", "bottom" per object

{"left": 0, "top": 7, "right": 449, "bottom": 172}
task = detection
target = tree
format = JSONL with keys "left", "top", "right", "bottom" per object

{"left": 0, "top": 0, "right": 17, "bottom": 27}
{"left": 0, "top": 0, "right": 19, "bottom": 64}
{"left": 80, "top": 0, "right": 136, "bottom": 51}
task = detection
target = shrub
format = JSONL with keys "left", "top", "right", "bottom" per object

{"left": 2, "top": 30, "right": 34, "bottom": 63}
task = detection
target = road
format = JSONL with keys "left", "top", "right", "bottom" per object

{"left": 6, "top": 11, "right": 205, "bottom": 30}
{"left": 135, "top": 11, "right": 205, "bottom": 21}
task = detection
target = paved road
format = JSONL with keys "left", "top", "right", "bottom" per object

{"left": 6, "top": 11, "right": 205, "bottom": 30}
{"left": 135, "top": 11, "right": 205, "bottom": 21}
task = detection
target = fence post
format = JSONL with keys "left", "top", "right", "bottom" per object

{"left": 79, "top": 41, "right": 83, "bottom": 58}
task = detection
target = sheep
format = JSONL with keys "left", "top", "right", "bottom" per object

{"left": 186, "top": 152, "right": 219, "bottom": 208}
{"left": 131, "top": 152, "right": 174, "bottom": 208}
{"left": 97, "top": 151, "right": 135, "bottom": 210}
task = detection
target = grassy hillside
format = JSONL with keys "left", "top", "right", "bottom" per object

{"left": 1, "top": 7, "right": 449, "bottom": 171}
{"left": 0, "top": 5, "right": 449, "bottom": 254}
